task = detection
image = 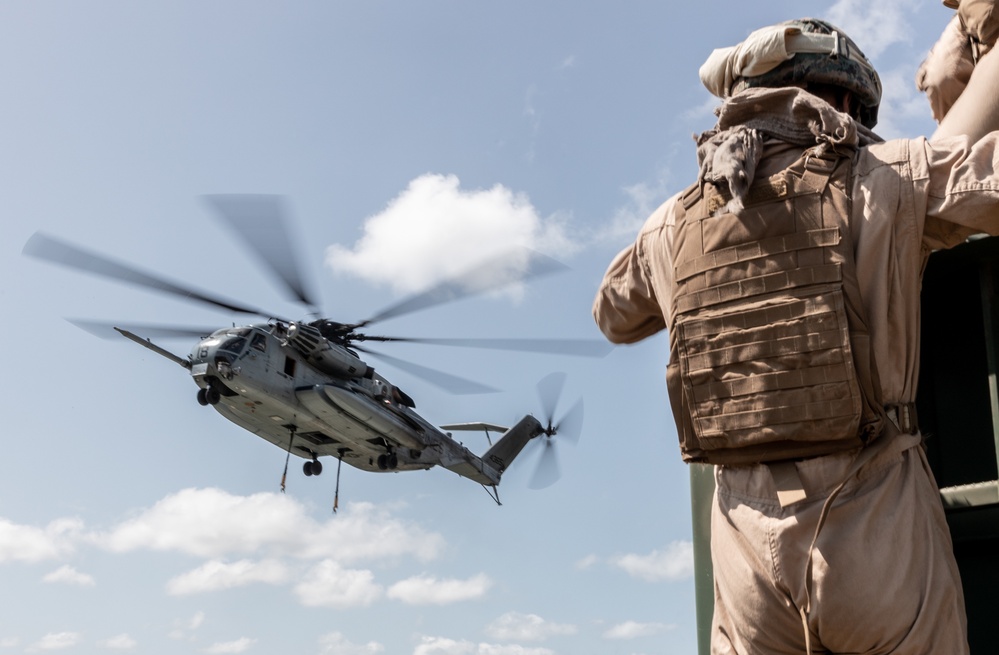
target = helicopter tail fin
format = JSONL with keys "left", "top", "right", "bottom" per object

{"left": 481, "top": 415, "right": 545, "bottom": 476}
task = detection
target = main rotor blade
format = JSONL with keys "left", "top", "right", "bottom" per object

{"left": 24, "top": 233, "right": 280, "bottom": 319}
{"left": 358, "top": 248, "right": 569, "bottom": 327}
{"left": 355, "top": 346, "right": 499, "bottom": 395}
{"left": 204, "top": 195, "right": 319, "bottom": 312}
{"left": 355, "top": 336, "right": 613, "bottom": 358}
{"left": 537, "top": 371, "right": 567, "bottom": 423}
{"left": 67, "top": 319, "right": 216, "bottom": 340}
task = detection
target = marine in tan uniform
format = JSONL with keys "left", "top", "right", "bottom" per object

{"left": 593, "top": 17, "right": 999, "bottom": 654}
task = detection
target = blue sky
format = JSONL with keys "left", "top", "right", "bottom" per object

{"left": 2, "top": 2, "right": 949, "bottom": 653}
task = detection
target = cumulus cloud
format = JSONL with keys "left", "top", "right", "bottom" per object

{"left": 387, "top": 573, "right": 492, "bottom": 605}
{"left": 98, "top": 634, "right": 137, "bottom": 650}
{"left": 0, "top": 517, "right": 82, "bottom": 563}
{"left": 317, "top": 632, "right": 384, "bottom": 654}
{"left": 413, "top": 637, "right": 554, "bottom": 655}
{"left": 293, "top": 560, "right": 382, "bottom": 608}
{"left": 611, "top": 540, "right": 694, "bottom": 582}
{"left": 484, "top": 612, "right": 577, "bottom": 642}
{"left": 166, "top": 559, "right": 289, "bottom": 595}
{"left": 25, "top": 632, "right": 83, "bottom": 652}
{"left": 42, "top": 565, "right": 95, "bottom": 587}
{"left": 93, "top": 489, "right": 443, "bottom": 563}
{"left": 602, "top": 621, "right": 671, "bottom": 640}
{"left": 326, "top": 174, "right": 578, "bottom": 294}
{"left": 203, "top": 637, "right": 256, "bottom": 654}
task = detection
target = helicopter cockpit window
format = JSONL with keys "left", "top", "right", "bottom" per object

{"left": 218, "top": 337, "right": 247, "bottom": 357}
{"left": 251, "top": 333, "right": 267, "bottom": 352}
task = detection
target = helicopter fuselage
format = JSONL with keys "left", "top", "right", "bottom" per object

{"left": 187, "top": 322, "right": 538, "bottom": 486}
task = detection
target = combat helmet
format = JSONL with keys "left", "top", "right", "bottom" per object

{"left": 723, "top": 18, "right": 882, "bottom": 128}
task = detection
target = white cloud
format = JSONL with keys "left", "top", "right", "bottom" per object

{"left": 413, "top": 637, "right": 554, "bottom": 655}
{"left": 169, "top": 612, "right": 205, "bottom": 641}
{"left": 42, "top": 565, "right": 95, "bottom": 587}
{"left": 93, "top": 489, "right": 443, "bottom": 563}
{"left": 0, "top": 517, "right": 82, "bottom": 563}
{"left": 595, "top": 175, "right": 675, "bottom": 246}
{"left": 326, "top": 174, "right": 578, "bottom": 294}
{"left": 25, "top": 632, "right": 83, "bottom": 652}
{"left": 166, "top": 559, "right": 289, "bottom": 595}
{"left": 825, "top": 0, "right": 920, "bottom": 58}
{"left": 484, "top": 612, "right": 577, "bottom": 642}
{"left": 602, "top": 621, "right": 671, "bottom": 640}
{"left": 611, "top": 540, "right": 694, "bottom": 582}
{"left": 475, "top": 647, "right": 554, "bottom": 655}
{"left": 573, "top": 554, "right": 598, "bottom": 570}
{"left": 871, "top": 65, "right": 937, "bottom": 140}
{"left": 414, "top": 637, "right": 475, "bottom": 655}
{"left": 387, "top": 573, "right": 492, "bottom": 605}
{"left": 203, "top": 638, "right": 256, "bottom": 654}
{"left": 0, "top": 637, "right": 19, "bottom": 648}
{"left": 293, "top": 560, "right": 382, "bottom": 608}
{"left": 98, "top": 634, "right": 137, "bottom": 650}
{"left": 317, "top": 632, "right": 384, "bottom": 654}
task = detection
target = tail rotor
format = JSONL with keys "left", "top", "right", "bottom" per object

{"left": 529, "top": 372, "right": 584, "bottom": 489}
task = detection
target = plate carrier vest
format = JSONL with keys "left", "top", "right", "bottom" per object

{"left": 666, "top": 147, "right": 885, "bottom": 465}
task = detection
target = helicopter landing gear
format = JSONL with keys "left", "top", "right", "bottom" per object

{"left": 303, "top": 458, "right": 323, "bottom": 476}
{"left": 377, "top": 452, "right": 399, "bottom": 471}
{"left": 197, "top": 387, "right": 221, "bottom": 406}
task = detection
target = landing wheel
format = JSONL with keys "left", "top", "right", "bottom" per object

{"left": 197, "top": 388, "right": 209, "bottom": 406}
{"left": 388, "top": 453, "right": 398, "bottom": 469}
{"left": 311, "top": 459, "right": 322, "bottom": 475}
{"left": 206, "top": 388, "right": 221, "bottom": 405}
{"left": 377, "top": 454, "right": 388, "bottom": 470}
{"left": 303, "top": 461, "right": 314, "bottom": 476}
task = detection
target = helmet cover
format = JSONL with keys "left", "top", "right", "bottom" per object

{"left": 731, "top": 18, "right": 882, "bottom": 128}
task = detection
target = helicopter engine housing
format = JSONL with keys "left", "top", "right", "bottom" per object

{"left": 285, "top": 322, "right": 370, "bottom": 379}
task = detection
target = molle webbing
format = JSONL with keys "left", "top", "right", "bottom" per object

{"left": 668, "top": 150, "right": 883, "bottom": 465}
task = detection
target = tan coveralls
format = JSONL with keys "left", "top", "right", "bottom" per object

{"left": 593, "top": 87, "right": 999, "bottom": 654}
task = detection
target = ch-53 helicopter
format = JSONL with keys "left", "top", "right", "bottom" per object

{"left": 23, "top": 195, "right": 610, "bottom": 505}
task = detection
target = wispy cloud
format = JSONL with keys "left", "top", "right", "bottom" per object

{"left": 602, "top": 620, "right": 672, "bottom": 640}
{"left": 25, "top": 632, "right": 83, "bottom": 652}
{"left": 387, "top": 573, "right": 492, "bottom": 605}
{"left": 166, "top": 559, "right": 289, "bottom": 595}
{"left": 317, "top": 632, "right": 385, "bottom": 654}
{"left": 98, "top": 634, "right": 137, "bottom": 651}
{"left": 484, "top": 612, "right": 577, "bottom": 641}
{"left": 611, "top": 540, "right": 694, "bottom": 582}
{"left": 413, "top": 636, "right": 555, "bottom": 655}
{"left": 203, "top": 637, "right": 256, "bottom": 654}
{"left": 168, "top": 612, "right": 205, "bottom": 641}
{"left": 326, "top": 174, "right": 578, "bottom": 294}
{"left": 42, "top": 565, "right": 95, "bottom": 587}
{"left": 824, "top": 0, "right": 921, "bottom": 58}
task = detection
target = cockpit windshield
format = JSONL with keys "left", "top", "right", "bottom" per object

{"left": 218, "top": 336, "right": 248, "bottom": 356}
{"left": 209, "top": 327, "right": 251, "bottom": 358}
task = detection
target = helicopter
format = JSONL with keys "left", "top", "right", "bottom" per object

{"left": 23, "top": 195, "right": 610, "bottom": 505}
